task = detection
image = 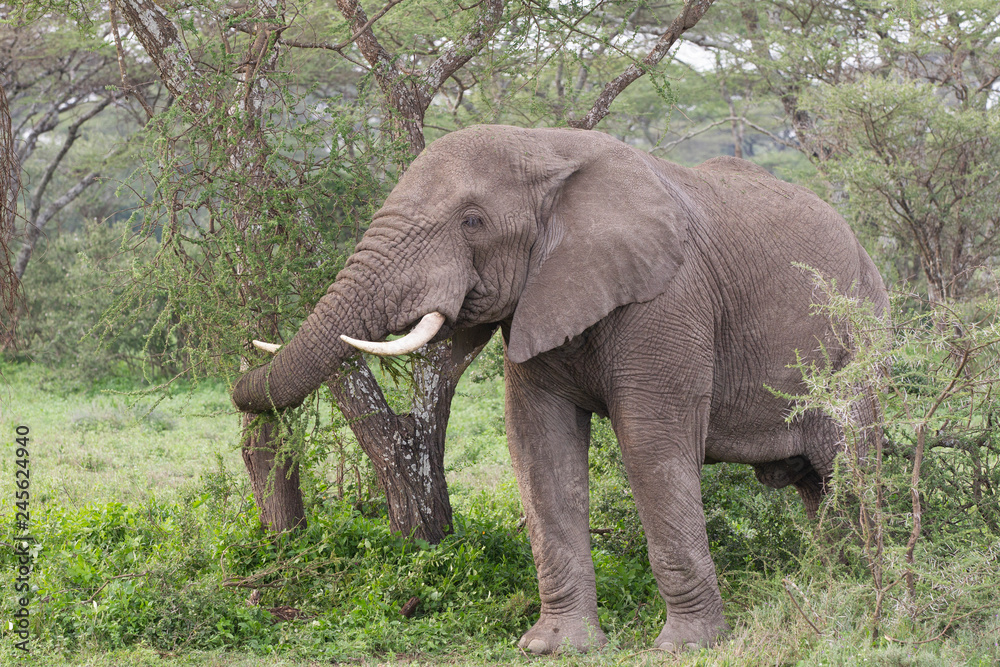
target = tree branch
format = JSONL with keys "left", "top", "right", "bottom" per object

{"left": 16, "top": 104, "right": 62, "bottom": 165}
{"left": 336, "top": 0, "right": 436, "bottom": 153}
{"left": 276, "top": 0, "right": 405, "bottom": 55}
{"left": 335, "top": 0, "right": 402, "bottom": 92}
{"left": 13, "top": 171, "right": 100, "bottom": 280}
{"left": 109, "top": 4, "right": 155, "bottom": 120}
{"left": 114, "top": 0, "right": 205, "bottom": 114}
{"left": 649, "top": 116, "right": 743, "bottom": 154}
{"left": 683, "top": 31, "right": 740, "bottom": 54}
{"left": 26, "top": 96, "right": 114, "bottom": 224}
{"left": 233, "top": 0, "right": 286, "bottom": 121}
{"left": 416, "top": 0, "right": 504, "bottom": 103}
{"left": 570, "top": 0, "right": 716, "bottom": 130}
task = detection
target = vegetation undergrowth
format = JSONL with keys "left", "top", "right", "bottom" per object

{"left": 3, "top": 345, "right": 998, "bottom": 665}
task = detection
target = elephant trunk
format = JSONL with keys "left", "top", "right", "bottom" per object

{"left": 232, "top": 252, "right": 404, "bottom": 413}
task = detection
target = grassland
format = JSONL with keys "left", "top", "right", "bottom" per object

{"left": 1, "top": 360, "right": 998, "bottom": 665}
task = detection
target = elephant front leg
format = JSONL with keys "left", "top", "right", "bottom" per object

{"left": 615, "top": 397, "right": 729, "bottom": 651}
{"left": 505, "top": 374, "right": 606, "bottom": 654}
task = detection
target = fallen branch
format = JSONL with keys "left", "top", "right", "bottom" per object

{"left": 782, "top": 578, "right": 824, "bottom": 636}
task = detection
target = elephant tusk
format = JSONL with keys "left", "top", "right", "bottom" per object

{"left": 253, "top": 340, "right": 282, "bottom": 354}
{"left": 340, "top": 312, "right": 446, "bottom": 357}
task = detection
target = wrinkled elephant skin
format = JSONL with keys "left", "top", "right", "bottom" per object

{"left": 232, "top": 125, "right": 888, "bottom": 653}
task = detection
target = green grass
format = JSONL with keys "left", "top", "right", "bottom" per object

{"left": 1, "top": 360, "right": 998, "bottom": 665}
{"left": 443, "top": 374, "right": 511, "bottom": 501}
{"left": 0, "top": 363, "right": 241, "bottom": 508}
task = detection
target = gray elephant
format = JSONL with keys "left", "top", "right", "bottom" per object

{"left": 232, "top": 125, "right": 887, "bottom": 653}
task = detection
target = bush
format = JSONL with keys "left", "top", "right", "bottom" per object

{"left": 0, "top": 484, "right": 542, "bottom": 660}
{"left": 780, "top": 273, "right": 1000, "bottom": 642}
{"left": 6, "top": 223, "right": 181, "bottom": 384}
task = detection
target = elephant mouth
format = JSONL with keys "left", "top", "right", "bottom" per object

{"left": 341, "top": 311, "right": 447, "bottom": 356}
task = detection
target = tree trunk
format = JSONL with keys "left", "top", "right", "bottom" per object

{"left": 327, "top": 0, "right": 504, "bottom": 543}
{"left": 241, "top": 418, "right": 306, "bottom": 531}
{"left": 0, "top": 82, "right": 20, "bottom": 345}
{"left": 237, "top": 308, "right": 308, "bottom": 533}
{"left": 13, "top": 171, "right": 99, "bottom": 279}
{"left": 228, "top": 0, "right": 308, "bottom": 533}
{"left": 328, "top": 358, "right": 455, "bottom": 543}
{"left": 115, "top": 0, "right": 307, "bottom": 533}
{"left": 330, "top": 326, "right": 495, "bottom": 542}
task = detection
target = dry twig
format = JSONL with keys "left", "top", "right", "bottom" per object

{"left": 782, "top": 578, "right": 824, "bottom": 636}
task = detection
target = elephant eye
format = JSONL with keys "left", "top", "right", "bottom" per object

{"left": 462, "top": 214, "right": 484, "bottom": 230}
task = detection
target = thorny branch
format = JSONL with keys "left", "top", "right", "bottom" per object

{"left": 905, "top": 346, "right": 973, "bottom": 603}
{"left": 570, "top": 0, "right": 716, "bottom": 130}
{"left": 335, "top": 0, "right": 504, "bottom": 153}
{"left": 109, "top": 4, "right": 155, "bottom": 120}
{"left": 114, "top": 0, "right": 206, "bottom": 114}
{"left": 782, "top": 578, "right": 825, "bottom": 636}
{"left": 269, "top": 0, "right": 406, "bottom": 55}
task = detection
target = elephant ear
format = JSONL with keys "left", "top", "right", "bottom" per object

{"left": 506, "top": 132, "right": 690, "bottom": 364}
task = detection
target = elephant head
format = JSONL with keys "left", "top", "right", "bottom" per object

{"left": 232, "top": 125, "right": 693, "bottom": 412}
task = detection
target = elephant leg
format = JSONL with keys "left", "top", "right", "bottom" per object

{"left": 614, "top": 395, "right": 729, "bottom": 650}
{"left": 505, "top": 373, "right": 606, "bottom": 655}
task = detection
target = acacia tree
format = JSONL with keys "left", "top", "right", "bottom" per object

{"left": 320, "top": 0, "right": 715, "bottom": 542}
{"left": 14, "top": 0, "right": 715, "bottom": 541}
{"left": 0, "top": 15, "right": 140, "bottom": 344}
{"left": 105, "top": 0, "right": 353, "bottom": 532}
{"left": 690, "top": 0, "right": 1000, "bottom": 301}
{"left": 126, "top": 0, "right": 714, "bottom": 540}
{"left": 96, "top": 0, "right": 516, "bottom": 537}
{"left": 313, "top": 0, "right": 506, "bottom": 542}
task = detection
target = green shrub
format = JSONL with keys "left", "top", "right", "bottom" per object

{"left": 779, "top": 273, "right": 1000, "bottom": 642}
{"left": 7, "top": 223, "right": 181, "bottom": 385}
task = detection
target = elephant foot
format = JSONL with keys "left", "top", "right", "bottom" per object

{"left": 518, "top": 614, "right": 607, "bottom": 655}
{"left": 654, "top": 614, "right": 728, "bottom": 652}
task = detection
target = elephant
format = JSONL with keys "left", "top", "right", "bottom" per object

{"left": 232, "top": 124, "right": 888, "bottom": 653}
